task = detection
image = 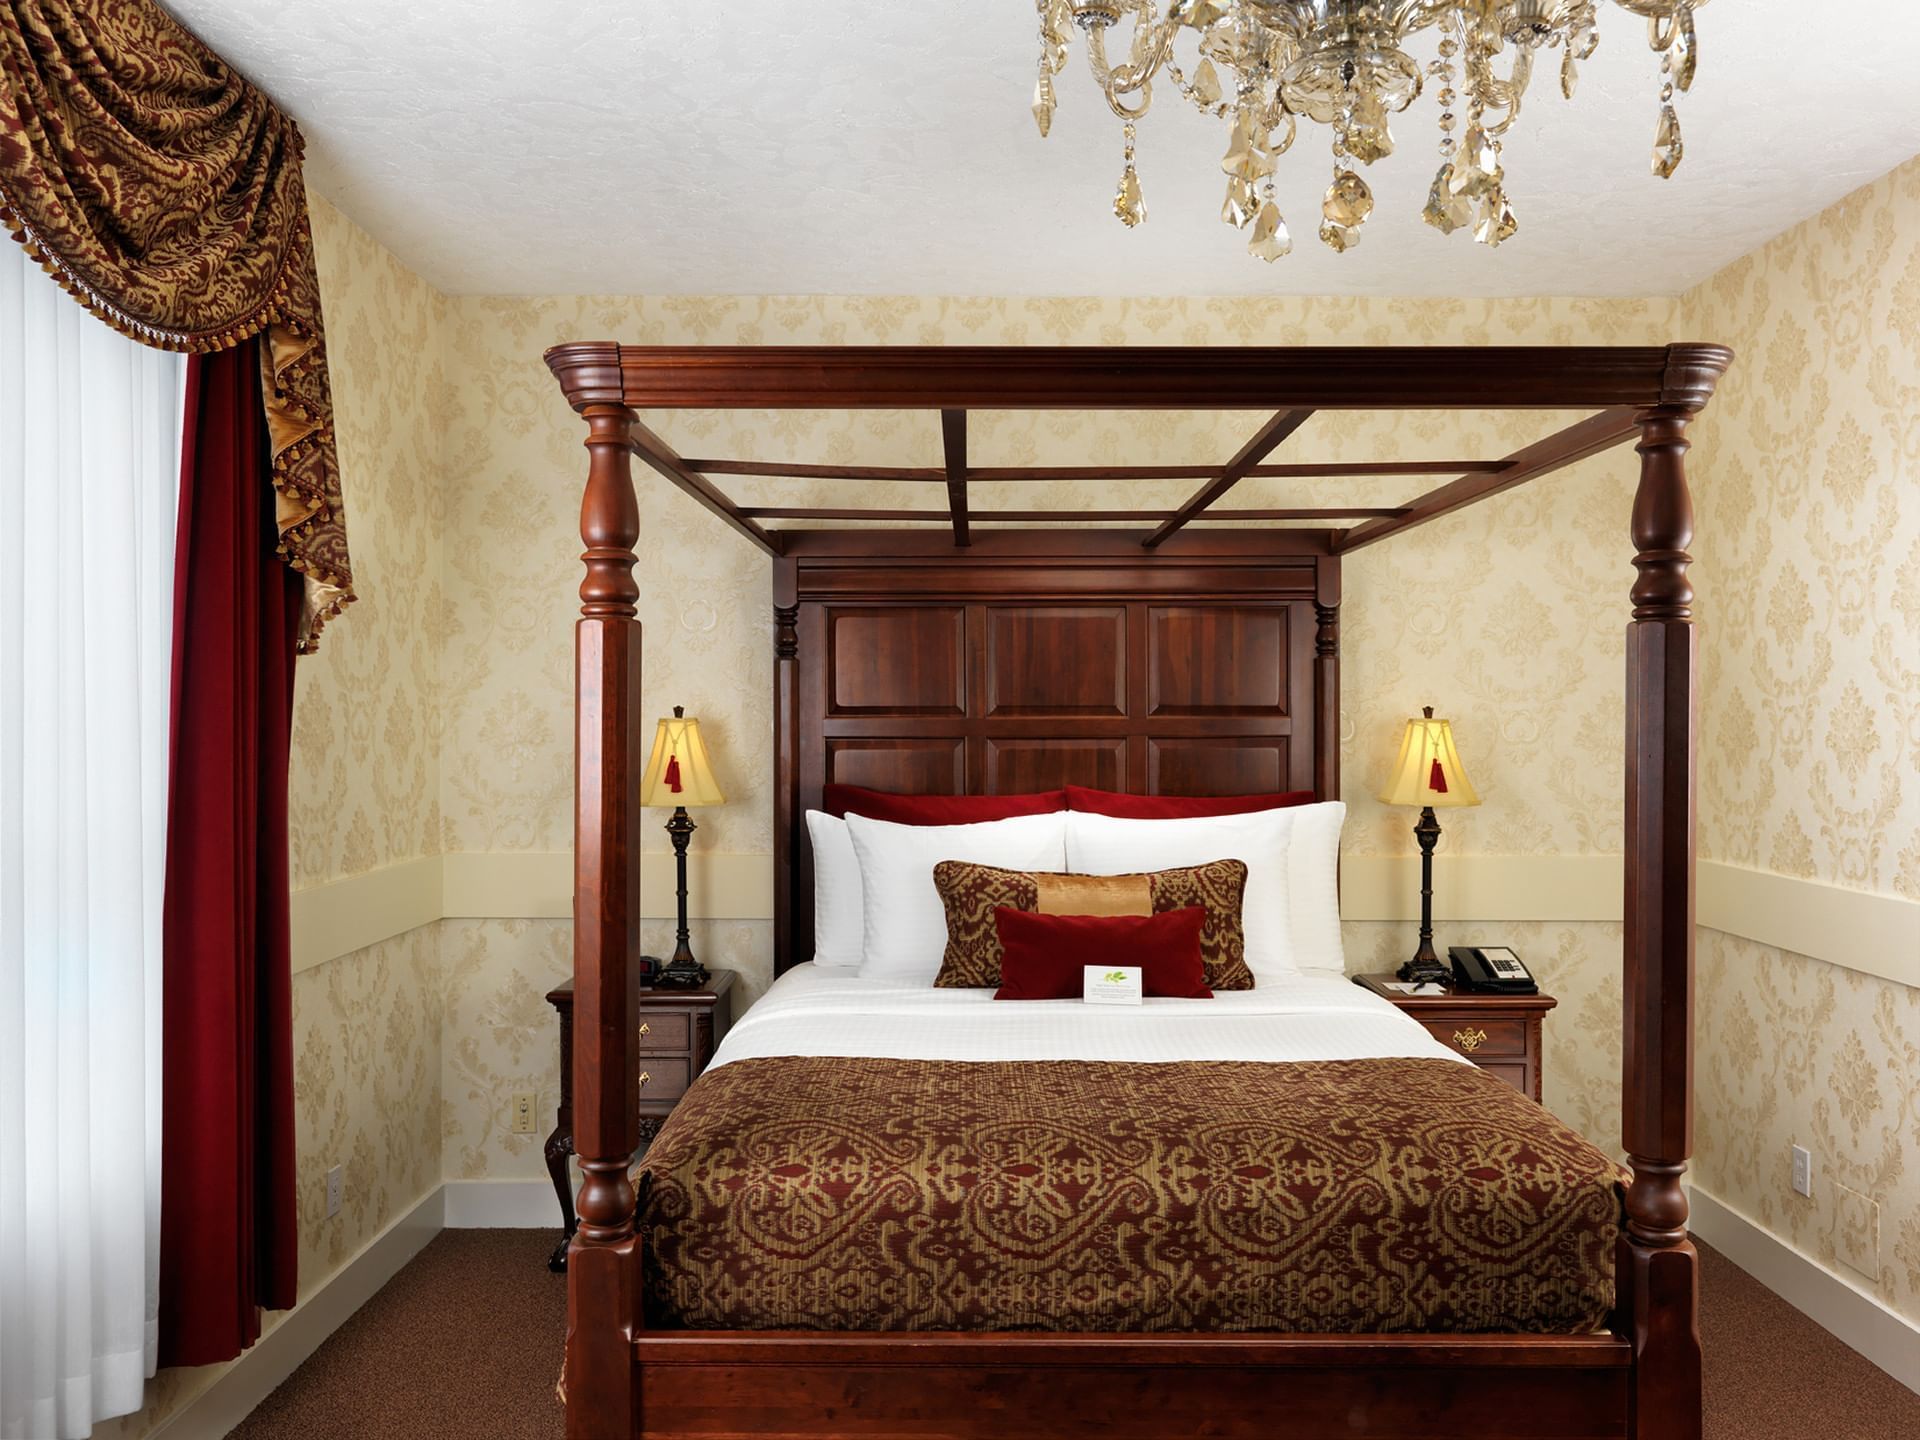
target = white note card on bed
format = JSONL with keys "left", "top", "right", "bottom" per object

{"left": 1083, "top": 966, "right": 1143, "bottom": 1005}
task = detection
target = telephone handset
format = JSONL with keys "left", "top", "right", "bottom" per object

{"left": 1448, "top": 945, "right": 1538, "bottom": 995}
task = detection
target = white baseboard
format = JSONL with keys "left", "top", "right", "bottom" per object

{"left": 149, "top": 1185, "right": 445, "bottom": 1439}
{"left": 1689, "top": 1184, "right": 1920, "bottom": 1396}
{"left": 442, "top": 1177, "right": 566, "bottom": 1229}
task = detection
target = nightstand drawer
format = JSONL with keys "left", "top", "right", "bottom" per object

{"left": 1420, "top": 1017, "right": 1528, "bottom": 1059}
{"left": 1475, "top": 1060, "right": 1532, "bottom": 1095}
{"left": 637, "top": 1057, "right": 692, "bottom": 1102}
{"left": 637, "top": 1013, "right": 691, "bottom": 1052}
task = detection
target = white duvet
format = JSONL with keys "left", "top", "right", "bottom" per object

{"left": 710, "top": 962, "right": 1469, "bottom": 1070}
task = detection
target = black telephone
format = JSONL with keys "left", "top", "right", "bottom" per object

{"left": 1449, "top": 945, "right": 1538, "bottom": 995}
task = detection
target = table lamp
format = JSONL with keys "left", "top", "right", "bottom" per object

{"left": 1379, "top": 705, "right": 1481, "bottom": 987}
{"left": 639, "top": 705, "right": 726, "bottom": 989}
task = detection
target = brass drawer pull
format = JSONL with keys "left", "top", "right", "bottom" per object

{"left": 639, "top": 1022, "right": 650, "bottom": 1036}
{"left": 1453, "top": 1027, "right": 1488, "bottom": 1055}
{"left": 638, "top": 1070, "right": 651, "bottom": 1088}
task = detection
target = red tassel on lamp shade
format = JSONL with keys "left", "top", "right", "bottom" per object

{"left": 1428, "top": 757, "right": 1448, "bottom": 794}
{"left": 664, "top": 754, "right": 682, "bottom": 793}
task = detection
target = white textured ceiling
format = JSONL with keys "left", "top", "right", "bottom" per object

{"left": 164, "top": 1, "right": 1920, "bottom": 298}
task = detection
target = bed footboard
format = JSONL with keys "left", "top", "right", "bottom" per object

{"left": 631, "top": 1331, "right": 1633, "bottom": 1440}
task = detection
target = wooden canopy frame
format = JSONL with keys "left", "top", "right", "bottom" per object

{"left": 544, "top": 340, "right": 1732, "bottom": 1440}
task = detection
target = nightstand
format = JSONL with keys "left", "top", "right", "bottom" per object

{"left": 1352, "top": 972, "right": 1555, "bottom": 1102}
{"left": 543, "top": 970, "right": 736, "bottom": 1271}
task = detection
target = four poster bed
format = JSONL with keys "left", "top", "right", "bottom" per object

{"left": 543, "top": 341, "right": 1730, "bottom": 1440}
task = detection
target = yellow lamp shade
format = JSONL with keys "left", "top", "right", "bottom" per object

{"left": 639, "top": 710, "right": 726, "bottom": 808}
{"left": 1379, "top": 706, "right": 1480, "bottom": 809}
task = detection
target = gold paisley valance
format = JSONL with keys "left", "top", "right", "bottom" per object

{"left": 0, "top": 0, "right": 353, "bottom": 648}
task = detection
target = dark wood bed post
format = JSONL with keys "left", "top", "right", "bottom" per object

{"left": 1313, "top": 554, "right": 1340, "bottom": 801}
{"left": 566, "top": 388, "right": 648, "bottom": 1439}
{"left": 1619, "top": 346, "right": 1727, "bottom": 1440}
{"left": 772, "top": 558, "right": 799, "bottom": 974}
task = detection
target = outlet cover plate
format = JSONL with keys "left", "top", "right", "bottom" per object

{"left": 1790, "top": 1144, "right": 1812, "bottom": 1198}
{"left": 1833, "top": 1183, "right": 1880, "bottom": 1280}
{"left": 325, "top": 1164, "right": 343, "bottom": 1218}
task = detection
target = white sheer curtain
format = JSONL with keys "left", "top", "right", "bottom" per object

{"left": 0, "top": 245, "right": 183, "bottom": 1437}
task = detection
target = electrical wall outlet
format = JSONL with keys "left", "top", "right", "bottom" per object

{"left": 1790, "top": 1144, "right": 1813, "bottom": 1198}
{"left": 325, "top": 1164, "right": 343, "bottom": 1218}
{"left": 1834, "top": 1184, "right": 1880, "bottom": 1280}
{"left": 511, "top": 1091, "right": 538, "bottom": 1134}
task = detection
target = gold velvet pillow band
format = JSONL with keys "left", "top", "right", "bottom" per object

{"left": 932, "top": 859, "right": 1252, "bottom": 991}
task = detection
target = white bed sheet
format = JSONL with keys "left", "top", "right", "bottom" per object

{"left": 710, "top": 962, "right": 1468, "bottom": 1069}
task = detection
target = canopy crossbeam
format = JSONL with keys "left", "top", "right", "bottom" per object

{"left": 546, "top": 342, "right": 1730, "bottom": 554}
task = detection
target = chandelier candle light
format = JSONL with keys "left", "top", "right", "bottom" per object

{"left": 1031, "top": 0, "right": 1704, "bottom": 259}
{"left": 1379, "top": 705, "right": 1481, "bottom": 987}
{"left": 638, "top": 706, "right": 727, "bottom": 989}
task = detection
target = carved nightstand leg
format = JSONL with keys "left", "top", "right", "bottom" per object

{"left": 545, "top": 1123, "right": 576, "bottom": 1273}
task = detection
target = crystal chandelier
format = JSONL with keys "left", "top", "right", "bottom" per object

{"left": 1030, "top": 1, "right": 1704, "bottom": 259}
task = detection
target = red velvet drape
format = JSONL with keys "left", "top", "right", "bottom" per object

{"left": 158, "top": 337, "right": 301, "bottom": 1366}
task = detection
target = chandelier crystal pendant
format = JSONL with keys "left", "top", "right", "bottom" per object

{"left": 1030, "top": 0, "right": 1707, "bottom": 259}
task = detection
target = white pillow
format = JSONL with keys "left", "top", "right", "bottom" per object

{"left": 846, "top": 811, "right": 1069, "bottom": 983}
{"left": 805, "top": 810, "right": 865, "bottom": 971}
{"left": 1064, "top": 802, "right": 1346, "bottom": 978}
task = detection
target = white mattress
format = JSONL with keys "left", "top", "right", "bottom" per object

{"left": 710, "top": 963, "right": 1468, "bottom": 1069}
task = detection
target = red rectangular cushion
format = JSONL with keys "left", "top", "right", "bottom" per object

{"left": 823, "top": 784, "right": 1065, "bottom": 825}
{"left": 1065, "top": 784, "right": 1316, "bottom": 819}
{"left": 992, "top": 906, "right": 1211, "bottom": 1001}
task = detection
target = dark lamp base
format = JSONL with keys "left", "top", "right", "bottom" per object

{"left": 1401, "top": 804, "right": 1450, "bottom": 988}
{"left": 1397, "top": 953, "right": 1450, "bottom": 987}
{"left": 657, "top": 804, "right": 710, "bottom": 989}
{"left": 653, "top": 959, "right": 710, "bottom": 989}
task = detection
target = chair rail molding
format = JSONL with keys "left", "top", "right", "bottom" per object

{"left": 289, "top": 851, "right": 1918, "bottom": 989}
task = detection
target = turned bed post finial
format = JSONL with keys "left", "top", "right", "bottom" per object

{"left": 580, "top": 405, "right": 643, "bottom": 619}
{"left": 1621, "top": 386, "right": 1710, "bottom": 1440}
{"left": 1630, "top": 409, "right": 1695, "bottom": 625}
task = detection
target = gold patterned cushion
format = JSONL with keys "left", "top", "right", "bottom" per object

{"left": 932, "top": 859, "right": 1252, "bottom": 991}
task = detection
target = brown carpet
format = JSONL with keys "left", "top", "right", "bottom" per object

{"left": 228, "top": 1231, "right": 1919, "bottom": 1439}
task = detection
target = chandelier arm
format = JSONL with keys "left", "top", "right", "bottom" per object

{"left": 1096, "top": 11, "right": 1177, "bottom": 99}
{"left": 1481, "top": 51, "right": 1531, "bottom": 136}
{"left": 1083, "top": 24, "right": 1116, "bottom": 90}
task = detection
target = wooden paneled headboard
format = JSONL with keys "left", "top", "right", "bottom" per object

{"left": 771, "top": 529, "right": 1341, "bottom": 972}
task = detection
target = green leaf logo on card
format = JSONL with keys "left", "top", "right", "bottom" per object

{"left": 1104, "top": 971, "right": 1127, "bottom": 984}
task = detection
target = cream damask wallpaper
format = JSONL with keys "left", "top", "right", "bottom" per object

{"left": 289, "top": 199, "right": 450, "bottom": 889}
{"left": 1684, "top": 157, "right": 1920, "bottom": 1325}
{"left": 287, "top": 190, "right": 449, "bottom": 1282}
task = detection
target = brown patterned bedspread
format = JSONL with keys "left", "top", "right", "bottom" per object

{"left": 639, "top": 1056, "right": 1623, "bottom": 1334}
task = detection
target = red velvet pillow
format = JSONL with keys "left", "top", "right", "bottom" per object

{"left": 823, "top": 784, "right": 1066, "bottom": 825}
{"left": 1065, "top": 784, "right": 1316, "bottom": 819}
{"left": 992, "top": 906, "right": 1211, "bottom": 1001}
